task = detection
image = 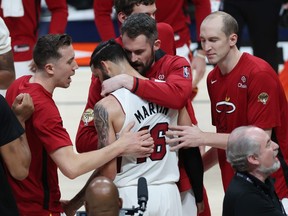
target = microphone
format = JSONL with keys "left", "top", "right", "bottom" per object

{"left": 137, "top": 177, "right": 148, "bottom": 215}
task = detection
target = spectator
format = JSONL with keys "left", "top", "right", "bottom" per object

{"left": 0, "top": 93, "right": 34, "bottom": 216}
{"left": 221, "top": 0, "right": 283, "bottom": 73}
{"left": 223, "top": 126, "right": 286, "bottom": 216}
{"left": 166, "top": 11, "right": 288, "bottom": 212}
{"left": 5, "top": 33, "right": 154, "bottom": 216}
{"left": 84, "top": 176, "right": 122, "bottom": 216}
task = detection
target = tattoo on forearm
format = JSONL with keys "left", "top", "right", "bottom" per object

{"left": 94, "top": 103, "right": 109, "bottom": 149}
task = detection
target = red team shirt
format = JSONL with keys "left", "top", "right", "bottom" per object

{"left": 0, "top": 0, "right": 68, "bottom": 61}
{"left": 5, "top": 76, "right": 72, "bottom": 215}
{"left": 207, "top": 53, "right": 288, "bottom": 199}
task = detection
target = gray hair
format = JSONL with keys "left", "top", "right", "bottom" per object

{"left": 226, "top": 126, "right": 260, "bottom": 172}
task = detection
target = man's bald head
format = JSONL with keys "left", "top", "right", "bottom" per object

{"left": 85, "top": 176, "right": 122, "bottom": 216}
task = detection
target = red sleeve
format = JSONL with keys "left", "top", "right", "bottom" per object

{"left": 132, "top": 57, "right": 192, "bottom": 109}
{"left": 192, "top": 0, "right": 211, "bottom": 41}
{"left": 46, "top": 0, "right": 68, "bottom": 33}
{"left": 75, "top": 76, "right": 102, "bottom": 153}
{"left": 93, "top": 0, "right": 117, "bottom": 41}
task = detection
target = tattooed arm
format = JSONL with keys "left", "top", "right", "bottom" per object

{"left": 94, "top": 96, "right": 124, "bottom": 179}
{"left": 63, "top": 96, "right": 125, "bottom": 216}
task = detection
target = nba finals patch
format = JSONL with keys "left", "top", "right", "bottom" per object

{"left": 183, "top": 66, "right": 190, "bottom": 78}
{"left": 81, "top": 108, "right": 94, "bottom": 126}
{"left": 258, "top": 92, "right": 269, "bottom": 105}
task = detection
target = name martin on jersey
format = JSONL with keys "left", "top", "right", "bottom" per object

{"left": 134, "top": 102, "right": 169, "bottom": 124}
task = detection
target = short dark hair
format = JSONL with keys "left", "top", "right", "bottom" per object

{"left": 33, "top": 34, "right": 72, "bottom": 70}
{"left": 114, "top": 0, "right": 155, "bottom": 15}
{"left": 90, "top": 39, "right": 128, "bottom": 71}
{"left": 121, "top": 13, "right": 158, "bottom": 45}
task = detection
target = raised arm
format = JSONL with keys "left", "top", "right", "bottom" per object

{"left": 101, "top": 56, "right": 192, "bottom": 109}
{"left": 0, "top": 93, "right": 34, "bottom": 180}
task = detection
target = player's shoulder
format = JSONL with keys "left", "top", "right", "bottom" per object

{"left": 95, "top": 93, "right": 122, "bottom": 114}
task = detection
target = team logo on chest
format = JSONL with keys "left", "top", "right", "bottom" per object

{"left": 216, "top": 96, "right": 236, "bottom": 114}
{"left": 238, "top": 75, "right": 247, "bottom": 89}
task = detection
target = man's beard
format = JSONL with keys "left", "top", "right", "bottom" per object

{"left": 131, "top": 48, "right": 155, "bottom": 76}
{"left": 257, "top": 160, "right": 281, "bottom": 176}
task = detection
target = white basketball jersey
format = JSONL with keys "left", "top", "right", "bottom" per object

{"left": 111, "top": 88, "right": 179, "bottom": 188}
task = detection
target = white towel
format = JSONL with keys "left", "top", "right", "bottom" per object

{"left": 1, "top": 0, "right": 24, "bottom": 17}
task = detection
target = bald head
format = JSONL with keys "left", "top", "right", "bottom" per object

{"left": 85, "top": 176, "right": 122, "bottom": 216}
{"left": 201, "top": 11, "right": 238, "bottom": 37}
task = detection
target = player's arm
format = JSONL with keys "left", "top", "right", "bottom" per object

{"left": 94, "top": 97, "right": 120, "bottom": 179}
{"left": 177, "top": 107, "right": 204, "bottom": 212}
{"left": 0, "top": 94, "right": 33, "bottom": 180}
{"left": 101, "top": 57, "right": 192, "bottom": 109}
{"left": 190, "top": 0, "right": 211, "bottom": 88}
{"left": 46, "top": 0, "right": 68, "bottom": 33}
{"left": 62, "top": 98, "right": 131, "bottom": 215}
{"left": 0, "top": 17, "right": 15, "bottom": 89}
{"left": 93, "top": 0, "right": 117, "bottom": 41}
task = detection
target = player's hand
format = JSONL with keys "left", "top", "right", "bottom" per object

{"left": 101, "top": 74, "right": 134, "bottom": 97}
{"left": 197, "top": 201, "right": 205, "bottom": 214}
{"left": 12, "top": 93, "right": 34, "bottom": 123}
{"left": 166, "top": 125, "right": 204, "bottom": 151}
{"left": 118, "top": 122, "right": 154, "bottom": 157}
{"left": 61, "top": 200, "right": 77, "bottom": 216}
{"left": 191, "top": 50, "right": 206, "bottom": 88}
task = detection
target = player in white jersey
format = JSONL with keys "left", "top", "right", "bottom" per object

{"left": 89, "top": 39, "right": 195, "bottom": 215}
{"left": 111, "top": 87, "right": 181, "bottom": 215}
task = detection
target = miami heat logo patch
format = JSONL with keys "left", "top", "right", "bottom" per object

{"left": 81, "top": 108, "right": 94, "bottom": 126}
{"left": 258, "top": 92, "right": 269, "bottom": 105}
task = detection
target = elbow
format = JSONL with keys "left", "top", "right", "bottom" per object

{"left": 60, "top": 167, "right": 79, "bottom": 180}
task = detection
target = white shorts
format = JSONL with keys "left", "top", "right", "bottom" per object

{"left": 181, "top": 190, "right": 197, "bottom": 216}
{"left": 119, "top": 183, "right": 182, "bottom": 216}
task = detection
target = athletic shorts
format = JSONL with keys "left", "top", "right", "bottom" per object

{"left": 119, "top": 183, "right": 182, "bottom": 216}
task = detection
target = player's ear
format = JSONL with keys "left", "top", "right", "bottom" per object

{"left": 100, "top": 60, "right": 112, "bottom": 75}
{"left": 229, "top": 33, "right": 238, "bottom": 47}
{"left": 153, "top": 39, "right": 161, "bottom": 51}
{"left": 44, "top": 63, "right": 54, "bottom": 75}
{"left": 118, "top": 12, "right": 127, "bottom": 24}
